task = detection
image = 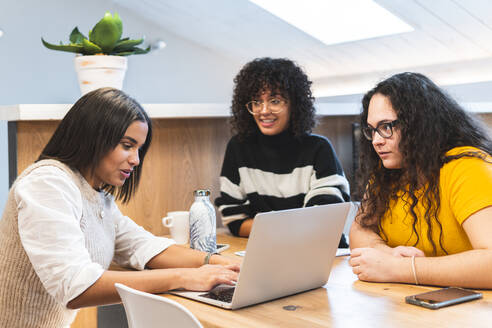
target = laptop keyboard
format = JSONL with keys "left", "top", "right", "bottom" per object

{"left": 199, "top": 286, "right": 236, "bottom": 303}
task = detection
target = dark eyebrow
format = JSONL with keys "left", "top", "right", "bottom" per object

{"left": 121, "top": 136, "right": 138, "bottom": 144}
{"left": 367, "top": 119, "right": 394, "bottom": 128}
{"left": 269, "top": 93, "right": 286, "bottom": 99}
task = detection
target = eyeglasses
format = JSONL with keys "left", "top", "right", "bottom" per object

{"left": 362, "top": 120, "right": 399, "bottom": 140}
{"left": 245, "top": 98, "right": 287, "bottom": 115}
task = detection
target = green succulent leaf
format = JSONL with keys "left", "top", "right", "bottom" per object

{"left": 114, "top": 51, "right": 132, "bottom": 56}
{"left": 113, "top": 12, "right": 123, "bottom": 37}
{"left": 42, "top": 11, "right": 149, "bottom": 57}
{"left": 89, "top": 12, "right": 122, "bottom": 53}
{"left": 69, "top": 27, "right": 87, "bottom": 44}
{"left": 133, "top": 45, "right": 151, "bottom": 54}
{"left": 113, "top": 38, "right": 144, "bottom": 53}
{"left": 82, "top": 38, "right": 103, "bottom": 55}
{"left": 115, "top": 46, "right": 150, "bottom": 56}
{"left": 41, "top": 38, "right": 84, "bottom": 54}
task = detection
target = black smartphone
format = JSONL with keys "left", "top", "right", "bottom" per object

{"left": 216, "top": 243, "right": 230, "bottom": 253}
{"left": 405, "top": 287, "right": 482, "bottom": 309}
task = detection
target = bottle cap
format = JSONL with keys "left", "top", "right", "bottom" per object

{"left": 194, "top": 189, "right": 210, "bottom": 196}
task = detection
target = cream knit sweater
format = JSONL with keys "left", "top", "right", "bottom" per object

{"left": 0, "top": 160, "right": 116, "bottom": 327}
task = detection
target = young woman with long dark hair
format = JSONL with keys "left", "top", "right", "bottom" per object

{"left": 0, "top": 88, "right": 239, "bottom": 328}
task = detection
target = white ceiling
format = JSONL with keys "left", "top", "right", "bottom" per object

{"left": 115, "top": 0, "right": 492, "bottom": 97}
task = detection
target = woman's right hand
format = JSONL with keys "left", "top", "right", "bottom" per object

{"left": 180, "top": 264, "right": 240, "bottom": 291}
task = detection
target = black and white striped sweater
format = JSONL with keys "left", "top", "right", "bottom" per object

{"left": 215, "top": 130, "right": 350, "bottom": 245}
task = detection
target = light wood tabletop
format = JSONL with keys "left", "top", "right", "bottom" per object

{"left": 161, "top": 232, "right": 492, "bottom": 328}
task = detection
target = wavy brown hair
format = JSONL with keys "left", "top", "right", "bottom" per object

{"left": 230, "top": 57, "right": 315, "bottom": 139}
{"left": 356, "top": 72, "right": 492, "bottom": 255}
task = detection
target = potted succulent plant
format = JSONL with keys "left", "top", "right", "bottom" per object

{"left": 42, "top": 12, "right": 150, "bottom": 95}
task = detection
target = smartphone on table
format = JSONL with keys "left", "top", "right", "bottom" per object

{"left": 216, "top": 243, "right": 230, "bottom": 253}
{"left": 405, "top": 287, "right": 482, "bottom": 309}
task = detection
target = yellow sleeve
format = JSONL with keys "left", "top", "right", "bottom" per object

{"left": 445, "top": 156, "right": 492, "bottom": 225}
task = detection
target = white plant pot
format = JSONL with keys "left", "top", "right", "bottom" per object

{"left": 74, "top": 55, "right": 128, "bottom": 95}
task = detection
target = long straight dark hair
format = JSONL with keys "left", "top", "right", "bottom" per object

{"left": 38, "top": 88, "right": 152, "bottom": 203}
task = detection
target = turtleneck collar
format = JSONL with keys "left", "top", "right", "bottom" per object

{"left": 257, "top": 129, "right": 297, "bottom": 147}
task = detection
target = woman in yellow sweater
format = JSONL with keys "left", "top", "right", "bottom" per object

{"left": 349, "top": 72, "right": 492, "bottom": 288}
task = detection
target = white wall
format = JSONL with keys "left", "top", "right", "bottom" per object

{"left": 0, "top": 0, "right": 240, "bottom": 104}
{"left": 0, "top": 0, "right": 243, "bottom": 213}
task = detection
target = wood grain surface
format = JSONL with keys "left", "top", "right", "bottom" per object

{"left": 161, "top": 233, "right": 492, "bottom": 328}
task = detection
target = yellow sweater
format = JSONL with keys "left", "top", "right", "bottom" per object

{"left": 380, "top": 146, "right": 492, "bottom": 256}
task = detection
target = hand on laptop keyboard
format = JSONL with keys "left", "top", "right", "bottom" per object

{"left": 200, "top": 285, "right": 236, "bottom": 303}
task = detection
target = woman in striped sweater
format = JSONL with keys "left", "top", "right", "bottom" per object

{"left": 215, "top": 57, "right": 350, "bottom": 247}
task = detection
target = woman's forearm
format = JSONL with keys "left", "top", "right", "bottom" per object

{"left": 67, "top": 262, "right": 240, "bottom": 309}
{"left": 239, "top": 219, "right": 254, "bottom": 237}
{"left": 146, "top": 244, "right": 241, "bottom": 269}
{"left": 349, "top": 220, "right": 390, "bottom": 251}
{"left": 67, "top": 245, "right": 241, "bottom": 309}
{"left": 352, "top": 247, "right": 492, "bottom": 288}
{"left": 146, "top": 245, "right": 207, "bottom": 269}
{"left": 413, "top": 249, "right": 492, "bottom": 288}
{"left": 66, "top": 269, "right": 184, "bottom": 309}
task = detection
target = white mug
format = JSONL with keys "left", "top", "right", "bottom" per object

{"left": 162, "top": 211, "right": 190, "bottom": 244}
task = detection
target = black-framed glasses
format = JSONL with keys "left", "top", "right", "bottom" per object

{"left": 245, "top": 98, "right": 287, "bottom": 115}
{"left": 362, "top": 120, "right": 399, "bottom": 140}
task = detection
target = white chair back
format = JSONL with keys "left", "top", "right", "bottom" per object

{"left": 115, "top": 283, "right": 203, "bottom": 328}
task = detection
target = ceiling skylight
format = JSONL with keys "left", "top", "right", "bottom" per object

{"left": 249, "top": 0, "right": 413, "bottom": 45}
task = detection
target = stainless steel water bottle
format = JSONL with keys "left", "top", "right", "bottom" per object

{"left": 189, "top": 189, "right": 217, "bottom": 253}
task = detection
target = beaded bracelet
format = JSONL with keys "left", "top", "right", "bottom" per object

{"left": 204, "top": 252, "right": 213, "bottom": 265}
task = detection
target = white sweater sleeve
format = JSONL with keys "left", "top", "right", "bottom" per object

{"left": 111, "top": 201, "right": 176, "bottom": 270}
{"left": 16, "top": 166, "right": 104, "bottom": 306}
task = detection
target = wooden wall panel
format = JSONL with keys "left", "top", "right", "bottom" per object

{"left": 117, "top": 118, "right": 232, "bottom": 234}
{"left": 16, "top": 121, "right": 59, "bottom": 173}
{"left": 314, "top": 115, "right": 358, "bottom": 188}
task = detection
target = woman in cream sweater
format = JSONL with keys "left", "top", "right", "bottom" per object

{"left": 0, "top": 88, "right": 239, "bottom": 328}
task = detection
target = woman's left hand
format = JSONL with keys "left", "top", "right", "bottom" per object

{"left": 349, "top": 247, "right": 405, "bottom": 283}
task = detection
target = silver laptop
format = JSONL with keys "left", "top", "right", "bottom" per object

{"left": 170, "top": 202, "right": 351, "bottom": 310}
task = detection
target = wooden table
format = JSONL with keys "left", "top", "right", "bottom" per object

{"left": 162, "top": 233, "right": 492, "bottom": 328}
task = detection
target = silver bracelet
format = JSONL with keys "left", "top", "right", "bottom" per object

{"left": 411, "top": 256, "right": 419, "bottom": 285}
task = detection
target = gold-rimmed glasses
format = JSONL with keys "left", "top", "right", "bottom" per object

{"left": 245, "top": 98, "right": 287, "bottom": 115}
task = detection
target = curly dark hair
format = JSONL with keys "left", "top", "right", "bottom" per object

{"left": 356, "top": 72, "right": 492, "bottom": 255}
{"left": 230, "top": 57, "right": 316, "bottom": 139}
